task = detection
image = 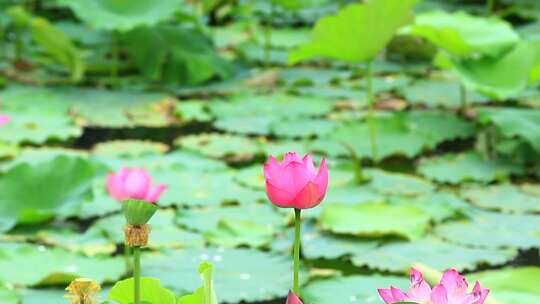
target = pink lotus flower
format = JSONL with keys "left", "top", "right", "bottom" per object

{"left": 106, "top": 167, "right": 166, "bottom": 203}
{"left": 263, "top": 152, "right": 328, "bottom": 209}
{"left": 378, "top": 268, "right": 489, "bottom": 304}
{"left": 0, "top": 115, "right": 10, "bottom": 127}
{"left": 286, "top": 290, "right": 303, "bottom": 304}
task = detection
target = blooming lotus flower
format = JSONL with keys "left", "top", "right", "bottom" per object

{"left": 106, "top": 167, "right": 166, "bottom": 203}
{"left": 378, "top": 268, "right": 489, "bottom": 304}
{"left": 0, "top": 115, "right": 10, "bottom": 127}
{"left": 286, "top": 290, "right": 303, "bottom": 304}
{"left": 263, "top": 152, "right": 328, "bottom": 209}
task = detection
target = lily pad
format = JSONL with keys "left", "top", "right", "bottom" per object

{"left": 312, "top": 111, "right": 474, "bottom": 160}
{"left": 0, "top": 156, "right": 96, "bottom": 231}
{"left": 467, "top": 267, "right": 540, "bottom": 304}
{"left": 92, "top": 140, "right": 169, "bottom": 158}
{"left": 400, "top": 79, "right": 488, "bottom": 107}
{"left": 279, "top": 68, "right": 351, "bottom": 87}
{"left": 143, "top": 248, "right": 297, "bottom": 303}
{"left": 319, "top": 202, "right": 431, "bottom": 240}
{"left": 176, "top": 204, "right": 285, "bottom": 233}
{"left": 418, "top": 152, "right": 523, "bottom": 184}
{"left": 175, "top": 133, "right": 262, "bottom": 160}
{"left": 208, "top": 94, "right": 334, "bottom": 121}
{"left": 434, "top": 211, "right": 540, "bottom": 249}
{"left": 175, "top": 100, "right": 213, "bottom": 123}
{"left": 351, "top": 237, "right": 517, "bottom": 272}
{"left": 462, "top": 183, "right": 540, "bottom": 213}
{"left": 302, "top": 222, "right": 378, "bottom": 260}
{"left": 158, "top": 170, "right": 265, "bottom": 207}
{"left": 214, "top": 116, "right": 275, "bottom": 135}
{"left": 9, "top": 224, "right": 117, "bottom": 256}
{"left": 303, "top": 275, "right": 409, "bottom": 304}
{"left": 476, "top": 107, "right": 540, "bottom": 153}
{"left": 366, "top": 169, "right": 434, "bottom": 197}
{"left": 203, "top": 218, "right": 275, "bottom": 248}
{"left": 0, "top": 111, "right": 81, "bottom": 144}
{"left": 270, "top": 118, "right": 338, "bottom": 138}
{"left": 0, "top": 242, "right": 124, "bottom": 286}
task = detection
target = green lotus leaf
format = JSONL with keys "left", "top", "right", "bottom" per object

{"left": 57, "top": 0, "right": 183, "bottom": 32}
{"left": 405, "top": 10, "right": 520, "bottom": 57}
{"left": 289, "top": 0, "right": 418, "bottom": 63}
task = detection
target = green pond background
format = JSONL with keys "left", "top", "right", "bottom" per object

{"left": 0, "top": 0, "right": 540, "bottom": 303}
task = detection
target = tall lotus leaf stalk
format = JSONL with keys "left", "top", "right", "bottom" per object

{"left": 263, "top": 152, "right": 329, "bottom": 298}
{"left": 342, "top": 143, "right": 366, "bottom": 184}
{"left": 106, "top": 167, "right": 167, "bottom": 304}
{"left": 486, "top": 0, "right": 495, "bottom": 15}
{"left": 365, "top": 61, "right": 377, "bottom": 161}
{"left": 111, "top": 31, "right": 119, "bottom": 87}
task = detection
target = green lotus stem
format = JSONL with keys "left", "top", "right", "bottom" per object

{"left": 111, "top": 31, "right": 119, "bottom": 87}
{"left": 133, "top": 246, "right": 141, "bottom": 304}
{"left": 14, "top": 26, "right": 23, "bottom": 62}
{"left": 486, "top": 0, "right": 495, "bottom": 15}
{"left": 264, "top": 4, "right": 274, "bottom": 67}
{"left": 293, "top": 208, "right": 301, "bottom": 295}
{"left": 124, "top": 245, "right": 132, "bottom": 275}
{"left": 342, "top": 142, "right": 366, "bottom": 184}
{"left": 459, "top": 83, "right": 467, "bottom": 113}
{"left": 365, "top": 61, "right": 377, "bottom": 161}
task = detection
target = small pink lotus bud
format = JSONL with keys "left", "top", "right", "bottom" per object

{"left": 263, "top": 152, "right": 328, "bottom": 209}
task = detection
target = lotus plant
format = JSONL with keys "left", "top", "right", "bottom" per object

{"left": 378, "top": 268, "right": 489, "bottom": 304}
{"left": 263, "top": 152, "right": 328, "bottom": 297}
{"left": 106, "top": 167, "right": 166, "bottom": 304}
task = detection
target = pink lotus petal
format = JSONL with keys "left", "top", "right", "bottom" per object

{"left": 282, "top": 152, "right": 303, "bottom": 166}
{"left": 377, "top": 268, "right": 489, "bottom": 304}
{"left": 441, "top": 268, "right": 469, "bottom": 302}
{"left": 472, "top": 282, "right": 489, "bottom": 304}
{"left": 302, "top": 154, "right": 317, "bottom": 177}
{"left": 285, "top": 290, "right": 303, "bottom": 304}
{"left": 281, "top": 161, "right": 311, "bottom": 193}
{"left": 390, "top": 286, "right": 407, "bottom": 301}
{"left": 0, "top": 115, "right": 10, "bottom": 127}
{"left": 105, "top": 167, "right": 164, "bottom": 204}
{"left": 263, "top": 155, "right": 282, "bottom": 180}
{"left": 408, "top": 268, "right": 431, "bottom": 302}
{"left": 431, "top": 284, "right": 448, "bottom": 304}
{"left": 292, "top": 181, "right": 321, "bottom": 209}
{"left": 144, "top": 183, "right": 167, "bottom": 203}
{"left": 106, "top": 173, "right": 124, "bottom": 201}
{"left": 377, "top": 288, "right": 395, "bottom": 303}
{"left": 314, "top": 158, "right": 328, "bottom": 201}
{"left": 123, "top": 168, "right": 151, "bottom": 199}
{"left": 265, "top": 180, "right": 295, "bottom": 207}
